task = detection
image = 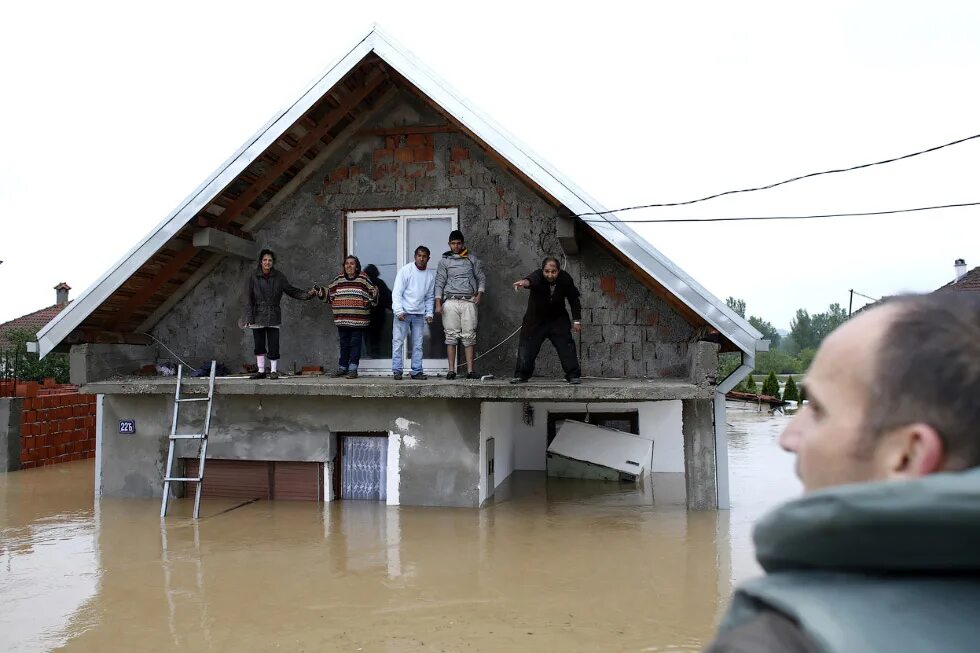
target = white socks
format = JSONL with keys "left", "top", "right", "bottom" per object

{"left": 270, "top": 359, "right": 278, "bottom": 373}
{"left": 256, "top": 355, "right": 266, "bottom": 372}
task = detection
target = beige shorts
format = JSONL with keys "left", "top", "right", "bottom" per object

{"left": 443, "top": 298, "right": 477, "bottom": 346}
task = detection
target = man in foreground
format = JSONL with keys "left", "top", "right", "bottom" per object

{"left": 706, "top": 292, "right": 980, "bottom": 652}
{"left": 391, "top": 246, "right": 436, "bottom": 380}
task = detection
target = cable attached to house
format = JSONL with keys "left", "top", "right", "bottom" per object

{"left": 451, "top": 325, "right": 523, "bottom": 373}
{"left": 140, "top": 332, "right": 195, "bottom": 371}
{"left": 576, "top": 200, "right": 980, "bottom": 224}
{"left": 573, "top": 131, "right": 980, "bottom": 217}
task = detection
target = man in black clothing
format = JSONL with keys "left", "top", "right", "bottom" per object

{"left": 510, "top": 257, "right": 583, "bottom": 384}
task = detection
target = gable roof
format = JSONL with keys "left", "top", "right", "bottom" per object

{"left": 1, "top": 302, "right": 71, "bottom": 349}
{"left": 37, "top": 27, "right": 762, "bottom": 359}
{"left": 936, "top": 266, "right": 980, "bottom": 293}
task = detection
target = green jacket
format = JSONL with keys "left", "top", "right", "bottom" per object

{"left": 709, "top": 468, "right": 980, "bottom": 653}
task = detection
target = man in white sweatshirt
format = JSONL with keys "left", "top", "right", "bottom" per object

{"left": 391, "top": 246, "right": 437, "bottom": 380}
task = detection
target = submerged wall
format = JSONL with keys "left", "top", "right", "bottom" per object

{"left": 98, "top": 394, "right": 481, "bottom": 508}
{"left": 150, "top": 91, "right": 701, "bottom": 379}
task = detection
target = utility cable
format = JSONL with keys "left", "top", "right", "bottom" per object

{"left": 851, "top": 290, "right": 880, "bottom": 303}
{"left": 141, "top": 332, "right": 195, "bottom": 371}
{"left": 452, "top": 325, "right": 523, "bottom": 372}
{"left": 573, "top": 132, "right": 980, "bottom": 217}
{"left": 578, "top": 200, "right": 980, "bottom": 224}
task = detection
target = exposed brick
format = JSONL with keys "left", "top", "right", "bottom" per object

{"left": 405, "top": 134, "right": 426, "bottom": 147}
{"left": 373, "top": 148, "right": 394, "bottom": 164}
{"left": 403, "top": 162, "right": 427, "bottom": 179}
{"left": 414, "top": 146, "right": 434, "bottom": 162}
{"left": 450, "top": 146, "right": 469, "bottom": 161}
{"left": 496, "top": 203, "right": 511, "bottom": 219}
{"left": 395, "top": 147, "right": 414, "bottom": 163}
{"left": 592, "top": 308, "right": 611, "bottom": 325}
{"left": 329, "top": 168, "right": 348, "bottom": 183}
{"left": 384, "top": 136, "right": 396, "bottom": 149}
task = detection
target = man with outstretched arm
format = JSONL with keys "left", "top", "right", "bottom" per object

{"left": 434, "top": 230, "right": 486, "bottom": 380}
{"left": 510, "top": 256, "right": 582, "bottom": 384}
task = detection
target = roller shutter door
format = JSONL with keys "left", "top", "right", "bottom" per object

{"left": 182, "top": 459, "right": 322, "bottom": 501}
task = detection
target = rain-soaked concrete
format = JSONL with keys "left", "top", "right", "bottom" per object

{"left": 0, "top": 408, "right": 799, "bottom": 652}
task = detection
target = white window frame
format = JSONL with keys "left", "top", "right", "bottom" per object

{"left": 346, "top": 208, "right": 458, "bottom": 374}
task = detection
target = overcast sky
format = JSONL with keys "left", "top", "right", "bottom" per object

{"left": 2, "top": 1, "right": 978, "bottom": 329}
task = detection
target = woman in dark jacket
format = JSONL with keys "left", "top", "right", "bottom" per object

{"left": 510, "top": 256, "right": 583, "bottom": 384}
{"left": 242, "top": 249, "right": 315, "bottom": 379}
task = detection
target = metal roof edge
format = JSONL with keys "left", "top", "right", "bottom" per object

{"left": 38, "top": 25, "right": 762, "bottom": 358}
{"left": 369, "top": 30, "right": 762, "bottom": 355}
{"left": 37, "top": 31, "right": 379, "bottom": 358}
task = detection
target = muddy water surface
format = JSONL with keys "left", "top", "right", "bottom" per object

{"left": 0, "top": 409, "right": 799, "bottom": 652}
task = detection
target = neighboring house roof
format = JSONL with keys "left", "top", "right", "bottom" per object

{"left": 36, "top": 27, "right": 762, "bottom": 359}
{"left": 936, "top": 266, "right": 980, "bottom": 293}
{"left": 0, "top": 303, "right": 71, "bottom": 349}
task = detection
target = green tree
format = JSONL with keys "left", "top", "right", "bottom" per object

{"left": 1, "top": 328, "right": 70, "bottom": 383}
{"left": 783, "top": 375, "right": 799, "bottom": 402}
{"left": 726, "top": 297, "right": 746, "bottom": 318}
{"left": 754, "top": 350, "right": 801, "bottom": 375}
{"left": 790, "top": 309, "right": 815, "bottom": 351}
{"left": 743, "top": 374, "right": 758, "bottom": 393}
{"left": 761, "top": 371, "right": 780, "bottom": 398}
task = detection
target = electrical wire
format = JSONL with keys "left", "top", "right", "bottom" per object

{"left": 851, "top": 290, "right": 880, "bottom": 302}
{"left": 578, "top": 200, "right": 980, "bottom": 224}
{"left": 140, "top": 332, "right": 195, "bottom": 371}
{"left": 574, "top": 132, "right": 980, "bottom": 217}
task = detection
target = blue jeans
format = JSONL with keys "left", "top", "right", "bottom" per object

{"left": 337, "top": 327, "right": 363, "bottom": 371}
{"left": 392, "top": 314, "right": 425, "bottom": 375}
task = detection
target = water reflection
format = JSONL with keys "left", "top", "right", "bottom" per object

{"left": 0, "top": 410, "right": 800, "bottom": 652}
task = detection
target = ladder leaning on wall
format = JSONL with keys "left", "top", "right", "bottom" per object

{"left": 160, "top": 360, "right": 217, "bottom": 519}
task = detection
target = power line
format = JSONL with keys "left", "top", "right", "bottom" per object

{"left": 574, "top": 131, "right": 980, "bottom": 217}
{"left": 578, "top": 200, "right": 980, "bottom": 224}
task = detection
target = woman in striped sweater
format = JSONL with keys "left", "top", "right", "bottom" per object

{"left": 320, "top": 255, "right": 378, "bottom": 378}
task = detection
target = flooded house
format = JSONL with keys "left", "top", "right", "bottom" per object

{"left": 33, "top": 28, "right": 763, "bottom": 511}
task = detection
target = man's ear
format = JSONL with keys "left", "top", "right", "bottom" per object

{"left": 882, "top": 423, "right": 945, "bottom": 479}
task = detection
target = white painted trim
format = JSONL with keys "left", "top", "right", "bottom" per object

{"left": 385, "top": 432, "right": 400, "bottom": 505}
{"left": 323, "top": 461, "right": 335, "bottom": 502}
{"left": 94, "top": 394, "right": 104, "bottom": 499}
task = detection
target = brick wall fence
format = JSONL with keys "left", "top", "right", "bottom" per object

{"left": 0, "top": 379, "right": 96, "bottom": 469}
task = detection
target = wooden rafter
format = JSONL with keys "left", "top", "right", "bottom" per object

{"left": 214, "top": 70, "right": 387, "bottom": 229}
{"left": 356, "top": 123, "right": 456, "bottom": 137}
{"left": 105, "top": 69, "right": 388, "bottom": 331}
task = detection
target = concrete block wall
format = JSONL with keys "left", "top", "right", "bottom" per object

{"left": 152, "top": 92, "right": 703, "bottom": 380}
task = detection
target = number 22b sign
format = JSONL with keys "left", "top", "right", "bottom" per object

{"left": 119, "top": 420, "right": 136, "bottom": 434}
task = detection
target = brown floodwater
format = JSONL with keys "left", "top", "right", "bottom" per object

{"left": 0, "top": 408, "right": 800, "bottom": 652}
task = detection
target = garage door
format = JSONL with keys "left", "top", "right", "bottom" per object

{"left": 182, "top": 459, "right": 322, "bottom": 501}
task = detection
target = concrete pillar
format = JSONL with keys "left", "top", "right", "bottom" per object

{"left": 682, "top": 398, "right": 717, "bottom": 510}
{"left": 0, "top": 397, "right": 24, "bottom": 472}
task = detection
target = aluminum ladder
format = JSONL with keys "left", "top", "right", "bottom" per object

{"left": 161, "top": 361, "right": 216, "bottom": 519}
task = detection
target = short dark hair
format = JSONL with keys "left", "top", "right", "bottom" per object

{"left": 415, "top": 245, "right": 431, "bottom": 257}
{"left": 344, "top": 255, "right": 362, "bottom": 276}
{"left": 541, "top": 256, "right": 561, "bottom": 270}
{"left": 258, "top": 249, "right": 276, "bottom": 265}
{"left": 363, "top": 263, "right": 380, "bottom": 280}
{"left": 448, "top": 230, "right": 465, "bottom": 243}
{"left": 865, "top": 293, "right": 980, "bottom": 468}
